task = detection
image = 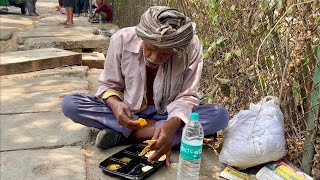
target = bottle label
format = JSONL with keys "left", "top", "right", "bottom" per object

{"left": 179, "top": 141, "right": 203, "bottom": 160}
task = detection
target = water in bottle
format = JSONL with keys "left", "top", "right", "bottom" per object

{"left": 177, "top": 112, "right": 204, "bottom": 180}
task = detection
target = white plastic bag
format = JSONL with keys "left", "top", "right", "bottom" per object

{"left": 219, "top": 96, "right": 286, "bottom": 169}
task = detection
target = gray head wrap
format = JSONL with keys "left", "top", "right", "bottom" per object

{"left": 136, "top": 6, "right": 194, "bottom": 48}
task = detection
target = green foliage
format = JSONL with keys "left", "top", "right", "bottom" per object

{"left": 167, "top": 0, "right": 177, "bottom": 7}
{"left": 292, "top": 79, "right": 302, "bottom": 107}
{"left": 260, "top": 1, "right": 268, "bottom": 11}
{"left": 216, "top": 78, "right": 231, "bottom": 97}
{"left": 203, "top": 42, "right": 216, "bottom": 60}
{"left": 206, "top": 0, "right": 219, "bottom": 23}
{"left": 216, "top": 36, "right": 225, "bottom": 45}
{"left": 224, "top": 52, "right": 232, "bottom": 63}
{"left": 234, "top": 49, "right": 242, "bottom": 58}
{"left": 230, "top": 5, "right": 235, "bottom": 11}
{"left": 200, "top": 85, "right": 218, "bottom": 104}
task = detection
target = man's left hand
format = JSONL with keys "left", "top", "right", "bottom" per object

{"left": 148, "top": 117, "right": 183, "bottom": 166}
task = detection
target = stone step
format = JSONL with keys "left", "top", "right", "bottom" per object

{"left": 23, "top": 35, "right": 109, "bottom": 51}
{"left": 15, "top": 16, "right": 116, "bottom": 51}
{"left": 1, "top": 77, "right": 89, "bottom": 94}
{"left": 0, "top": 48, "right": 81, "bottom": 75}
{"left": 82, "top": 52, "right": 106, "bottom": 69}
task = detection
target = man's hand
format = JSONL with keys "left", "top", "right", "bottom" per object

{"left": 105, "top": 96, "right": 140, "bottom": 129}
{"left": 148, "top": 117, "right": 183, "bottom": 166}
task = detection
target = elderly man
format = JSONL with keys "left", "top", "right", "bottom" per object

{"left": 62, "top": 6, "right": 229, "bottom": 165}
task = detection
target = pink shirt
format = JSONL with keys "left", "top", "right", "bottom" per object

{"left": 96, "top": 27, "right": 203, "bottom": 124}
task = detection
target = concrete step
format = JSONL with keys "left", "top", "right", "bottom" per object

{"left": 82, "top": 52, "right": 105, "bottom": 69}
{"left": 0, "top": 67, "right": 89, "bottom": 114}
{"left": 23, "top": 35, "right": 109, "bottom": 51}
{"left": 16, "top": 16, "right": 117, "bottom": 51}
{"left": 0, "top": 48, "right": 81, "bottom": 75}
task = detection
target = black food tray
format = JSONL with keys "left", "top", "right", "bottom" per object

{"left": 99, "top": 144, "right": 165, "bottom": 180}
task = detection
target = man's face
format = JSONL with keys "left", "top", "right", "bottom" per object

{"left": 143, "top": 42, "right": 175, "bottom": 68}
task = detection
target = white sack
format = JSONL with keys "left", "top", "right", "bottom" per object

{"left": 219, "top": 96, "right": 286, "bottom": 169}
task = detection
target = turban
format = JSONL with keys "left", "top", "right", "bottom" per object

{"left": 136, "top": 6, "right": 194, "bottom": 49}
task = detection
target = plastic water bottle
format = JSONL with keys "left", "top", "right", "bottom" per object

{"left": 177, "top": 113, "right": 204, "bottom": 180}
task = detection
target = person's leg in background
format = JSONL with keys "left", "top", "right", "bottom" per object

{"left": 26, "top": 0, "right": 37, "bottom": 16}
{"left": 82, "top": 0, "right": 89, "bottom": 16}
{"left": 65, "top": 0, "right": 74, "bottom": 28}
{"left": 32, "top": 0, "right": 38, "bottom": 15}
{"left": 60, "top": 0, "right": 73, "bottom": 25}
{"left": 79, "top": 0, "right": 84, "bottom": 15}
{"left": 74, "top": 0, "right": 80, "bottom": 17}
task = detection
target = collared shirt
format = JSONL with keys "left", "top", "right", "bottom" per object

{"left": 95, "top": 27, "right": 203, "bottom": 124}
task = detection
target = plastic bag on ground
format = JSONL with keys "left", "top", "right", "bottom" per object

{"left": 219, "top": 96, "right": 286, "bottom": 170}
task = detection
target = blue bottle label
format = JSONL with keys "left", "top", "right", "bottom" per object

{"left": 179, "top": 141, "right": 203, "bottom": 160}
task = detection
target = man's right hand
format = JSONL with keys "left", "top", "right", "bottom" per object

{"left": 105, "top": 96, "right": 140, "bottom": 129}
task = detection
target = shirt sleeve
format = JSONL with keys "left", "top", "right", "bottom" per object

{"left": 95, "top": 33, "right": 125, "bottom": 99}
{"left": 98, "top": 89, "right": 124, "bottom": 100}
{"left": 166, "top": 36, "right": 203, "bottom": 124}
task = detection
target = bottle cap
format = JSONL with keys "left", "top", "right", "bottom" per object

{"left": 190, "top": 113, "right": 199, "bottom": 121}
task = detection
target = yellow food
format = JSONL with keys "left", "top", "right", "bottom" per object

{"left": 119, "top": 157, "right": 131, "bottom": 163}
{"left": 144, "top": 150, "right": 155, "bottom": 158}
{"left": 136, "top": 118, "right": 148, "bottom": 127}
{"left": 139, "top": 140, "right": 157, "bottom": 156}
{"left": 106, "top": 164, "right": 122, "bottom": 171}
{"left": 144, "top": 150, "right": 166, "bottom": 161}
{"left": 139, "top": 146, "right": 150, "bottom": 156}
{"left": 144, "top": 140, "right": 157, "bottom": 146}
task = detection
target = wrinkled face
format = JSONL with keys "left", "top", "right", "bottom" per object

{"left": 143, "top": 42, "right": 175, "bottom": 68}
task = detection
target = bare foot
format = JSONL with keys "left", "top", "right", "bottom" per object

{"left": 29, "top": 12, "right": 39, "bottom": 16}
{"left": 128, "top": 119, "right": 156, "bottom": 143}
{"left": 58, "top": 21, "right": 67, "bottom": 25}
{"left": 64, "top": 23, "right": 74, "bottom": 28}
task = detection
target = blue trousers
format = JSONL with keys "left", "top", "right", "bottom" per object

{"left": 62, "top": 93, "right": 229, "bottom": 146}
{"left": 74, "top": 0, "right": 84, "bottom": 14}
